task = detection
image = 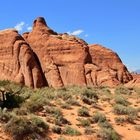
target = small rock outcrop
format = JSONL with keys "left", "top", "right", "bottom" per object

{"left": 0, "top": 17, "right": 133, "bottom": 88}
{"left": 125, "top": 74, "right": 140, "bottom": 88}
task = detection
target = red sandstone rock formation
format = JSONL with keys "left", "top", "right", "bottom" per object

{"left": 125, "top": 74, "right": 140, "bottom": 88}
{"left": 0, "top": 17, "right": 133, "bottom": 88}
{"left": 0, "top": 29, "right": 46, "bottom": 88}
{"left": 25, "top": 17, "right": 89, "bottom": 87}
{"left": 85, "top": 44, "right": 132, "bottom": 86}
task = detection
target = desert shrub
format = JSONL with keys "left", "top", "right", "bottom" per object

{"left": 13, "top": 107, "right": 28, "bottom": 116}
{"left": 126, "top": 114, "right": 137, "bottom": 124}
{"left": 114, "top": 95, "right": 130, "bottom": 106}
{"left": 113, "top": 104, "right": 138, "bottom": 116}
{"left": 114, "top": 117, "right": 126, "bottom": 124}
{"left": 77, "top": 118, "right": 91, "bottom": 127}
{"left": 66, "top": 86, "right": 86, "bottom": 95}
{"left": 134, "top": 125, "right": 140, "bottom": 131}
{"left": 99, "top": 121, "right": 113, "bottom": 129}
{"left": 81, "top": 96, "right": 94, "bottom": 105}
{"left": 99, "top": 87, "right": 113, "bottom": 101}
{"left": 66, "top": 98, "right": 80, "bottom": 106}
{"left": 52, "top": 125, "right": 62, "bottom": 134}
{"left": 61, "top": 103, "right": 71, "bottom": 109}
{"left": 97, "top": 128, "right": 120, "bottom": 140}
{"left": 56, "top": 89, "right": 72, "bottom": 100}
{"left": 100, "top": 88, "right": 111, "bottom": 94}
{"left": 84, "top": 127, "right": 95, "bottom": 135}
{"left": 115, "top": 86, "right": 131, "bottom": 95}
{"left": 77, "top": 107, "right": 90, "bottom": 117}
{"left": 81, "top": 88, "right": 98, "bottom": 102}
{"left": 44, "top": 106, "right": 62, "bottom": 118}
{"left": 92, "top": 112, "right": 106, "bottom": 123}
{"left": 4, "top": 115, "right": 49, "bottom": 140}
{"left": 0, "top": 80, "right": 10, "bottom": 87}
{"left": 62, "top": 126, "right": 81, "bottom": 136}
{"left": 0, "top": 108, "right": 13, "bottom": 123}
{"left": 23, "top": 92, "right": 53, "bottom": 112}
{"left": 55, "top": 116, "right": 70, "bottom": 126}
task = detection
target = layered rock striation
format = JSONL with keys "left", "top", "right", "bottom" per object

{"left": 0, "top": 17, "right": 133, "bottom": 88}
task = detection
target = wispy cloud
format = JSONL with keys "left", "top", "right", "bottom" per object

{"left": 14, "top": 22, "right": 25, "bottom": 31}
{"left": 67, "top": 29, "right": 84, "bottom": 36}
{"left": 14, "top": 22, "right": 32, "bottom": 32}
{"left": 27, "top": 26, "right": 32, "bottom": 31}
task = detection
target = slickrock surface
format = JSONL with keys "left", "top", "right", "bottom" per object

{"left": 0, "top": 17, "right": 133, "bottom": 88}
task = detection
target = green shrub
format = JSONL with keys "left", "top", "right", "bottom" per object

{"left": 24, "top": 93, "right": 53, "bottom": 112}
{"left": 97, "top": 128, "right": 120, "bottom": 140}
{"left": 81, "top": 88, "right": 98, "bottom": 101}
{"left": 52, "top": 125, "right": 62, "bottom": 134}
{"left": 113, "top": 104, "right": 138, "bottom": 116}
{"left": 66, "top": 98, "right": 80, "bottom": 106}
{"left": 99, "top": 121, "right": 113, "bottom": 129}
{"left": 126, "top": 114, "right": 137, "bottom": 124}
{"left": 4, "top": 115, "right": 49, "bottom": 140}
{"left": 44, "top": 106, "right": 62, "bottom": 118}
{"left": 61, "top": 103, "right": 71, "bottom": 109}
{"left": 0, "top": 108, "right": 13, "bottom": 123}
{"left": 99, "top": 88, "right": 113, "bottom": 101}
{"left": 13, "top": 107, "right": 28, "bottom": 116}
{"left": 114, "top": 95, "right": 130, "bottom": 106}
{"left": 0, "top": 80, "right": 10, "bottom": 87}
{"left": 84, "top": 127, "right": 95, "bottom": 135}
{"left": 114, "top": 117, "right": 126, "bottom": 124}
{"left": 56, "top": 89, "right": 72, "bottom": 100}
{"left": 115, "top": 86, "right": 131, "bottom": 95}
{"left": 81, "top": 96, "right": 94, "bottom": 105}
{"left": 62, "top": 126, "right": 81, "bottom": 136}
{"left": 77, "top": 118, "right": 91, "bottom": 127}
{"left": 77, "top": 107, "right": 90, "bottom": 117}
{"left": 92, "top": 112, "right": 106, "bottom": 123}
{"left": 55, "top": 116, "right": 70, "bottom": 126}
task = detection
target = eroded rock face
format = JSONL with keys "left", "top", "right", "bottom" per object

{"left": 85, "top": 44, "right": 133, "bottom": 86}
{"left": 0, "top": 17, "right": 133, "bottom": 88}
{"left": 0, "top": 29, "right": 46, "bottom": 88}
{"left": 25, "top": 17, "right": 89, "bottom": 87}
{"left": 125, "top": 74, "right": 140, "bottom": 88}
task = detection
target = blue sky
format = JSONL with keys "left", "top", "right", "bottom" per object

{"left": 0, "top": 0, "right": 140, "bottom": 71}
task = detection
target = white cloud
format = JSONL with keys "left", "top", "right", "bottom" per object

{"left": 27, "top": 26, "right": 32, "bottom": 31}
{"left": 14, "top": 22, "right": 25, "bottom": 31}
{"left": 67, "top": 29, "right": 84, "bottom": 36}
